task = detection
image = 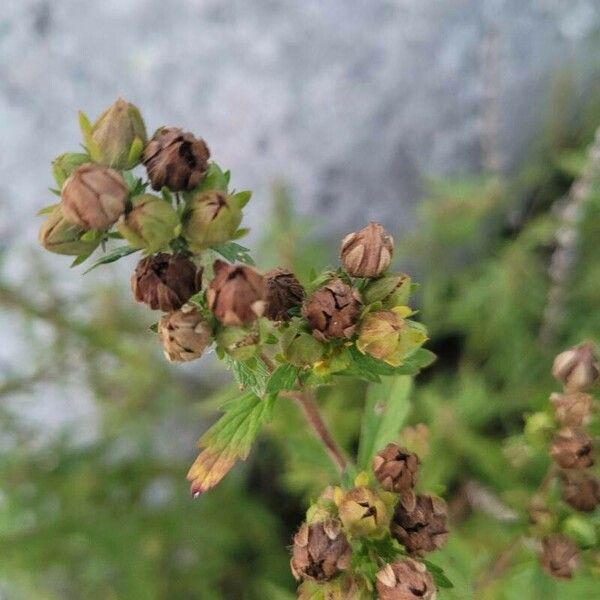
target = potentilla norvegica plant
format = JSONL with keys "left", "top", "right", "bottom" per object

{"left": 36, "top": 98, "right": 600, "bottom": 597}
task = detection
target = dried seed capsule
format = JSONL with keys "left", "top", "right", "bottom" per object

{"left": 561, "top": 470, "right": 600, "bottom": 512}
{"left": 340, "top": 222, "right": 394, "bottom": 278}
{"left": 158, "top": 304, "right": 212, "bottom": 362}
{"left": 207, "top": 260, "right": 266, "bottom": 326}
{"left": 118, "top": 194, "right": 179, "bottom": 253}
{"left": 264, "top": 268, "right": 305, "bottom": 321}
{"left": 338, "top": 486, "right": 389, "bottom": 538}
{"left": 550, "top": 392, "right": 594, "bottom": 427}
{"left": 391, "top": 491, "right": 448, "bottom": 556}
{"left": 302, "top": 278, "right": 361, "bottom": 341}
{"left": 61, "top": 163, "right": 128, "bottom": 230}
{"left": 539, "top": 534, "right": 579, "bottom": 580}
{"left": 552, "top": 342, "right": 600, "bottom": 392}
{"left": 376, "top": 559, "right": 436, "bottom": 600}
{"left": 182, "top": 190, "right": 243, "bottom": 250}
{"left": 290, "top": 519, "right": 351, "bottom": 582}
{"left": 550, "top": 428, "right": 594, "bottom": 470}
{"left": 143, "top": 127, "right": 210, "bottom": 192}
{"left": 38, "top": 205, "right": 101, "bottom": 256}
{"left": 373, "top": 443, "right": 420, "bottom": 493}
{"left": 131, "top": 253, "right": 202, "bottom": 312}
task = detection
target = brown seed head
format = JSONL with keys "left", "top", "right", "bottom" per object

{"left": 540, "top": 534, "right": 579, "bottom": 580}
{"left": 61, "top": 163, "right": 128, "bottom": 230}
{"left": 158, "top": 304, "right": 212, "bottom": 362}
{"left": 264, "top": 267, "right": 305, "bottom": 321}
{"left": 290, "top": 519, "right": 351, "bottom": 582}
{"left": 302, "top": 278, "right": 361, "bottom": 341}
{"left": 391, "top": 492, "right": 448, "bottom": 556}
{"left": 142, "top": 127, "right": 210, "bottom": 192}
{"left": 131, "top": 253, "right": 202, "bottom": 312}
{"left": 561, "top": 470, "right": 600, "bottom": 512}
{"left": 373, "top": 443, "right": 420, "bottom": 493}
{"left": 552, "top": 342, "right": 600, "bottom": 392}
{"left": 207, "top": 260, "right": 267, "bottom": 326}
{"left": 550, "top": 428, "right": 594, "bottom": 470}
{"left": 376, "top": 559, "right": 437, "bottom": 600}
{"left": 550, "top": 392, "right": 594, "bottom": 427}
{"left": 340, "top": 222, "right": 394, "bottom": 278}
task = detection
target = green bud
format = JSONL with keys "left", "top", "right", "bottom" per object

{"left": 563, "top": 515, "right": 597, "bottom": 548}
{"left": 182, "top": 190, "right": 242, "bottom": 250}
{"left": 281, "top": 322, "right": 325, "bottom": 367}
{"left": 215, "top": 325, "right": 259, "bottom": 361}
{"left": 51, "top": 152, "right": 90, "bottom": 187}
{"left": 117, "top": 194, "right": 179, "bottom": 253}
{"left": 38, "top": 205, "right": 102, "bottom": 256}
{"left": 524, "top": 412, "right": 555, "bottom": 446}
{"left": 337, "top": 486, "right": 389, "bottom": 538}
{"left": 363, "top": 273, "right": 412, "bottom": 308}
{"left": 82, "top": 98, "right": 147, "bottom": 169}
{"left": 356, "top": 308, "right": 427, "bottom": 367}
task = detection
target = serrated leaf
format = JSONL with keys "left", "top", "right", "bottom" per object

{"left": 421, "top": 559, "right": 454, "bottom": 589}
{"left": 266, "top": 363, "right": 299, "bottom": 395}
{"left": 187, "top": 393, "right": 275, "bottom": 495}
{"left": 357, "top": 376, "right": 412, "bottom": 469}
{"left": 83, "top": 245, "right": 139, "bottom": 274}
{"left": 226, "top": 355, "right": 270, "bottom": 397}
{"left": 211, "top": 241, "right": 255, "bottom": 265}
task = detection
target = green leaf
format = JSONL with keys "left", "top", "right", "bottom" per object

{"left": 232, "top": 190, "right": 252, "bottom": 208}
{"left": 83, "top": 245, "right": 139, "bottom": 274}
{"left": 421, "top": 559, "right": 454, "bottom": 589}
{"left": 357, "top": 376, "right": 412, "bottom": 469}
{"left": 266, "top": 363, "right": 299, "bottom": 395}
{"left": 149, "top": 323, "right": 158, "bottom": 333}
{"left": 198, "top": 162, "right": 229, "bottom": 192}
{"left": 226, "top": 355, "right": 270, "bottom": 397}
{"left": 187, "top": 392, "right": 276, "bottom": 495}
{"left": 231, "top": 227, "right": 251, "bottom": 240}
{"left": 211, "top": 241, "right": 255, "bottom": 265}
{"left": 36, "top": 203, "right": 60, "bottom": 216}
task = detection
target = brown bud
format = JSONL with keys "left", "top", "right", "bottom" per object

{"left": 340, "top": 222, "right": 394, "bottom": 278}
{"left": 561, "top": 470, "right": 600, "bottom": 512}
{"left": 373, "top": 444, "right": 419, "bottom": 493}
{"left": 158, "top": 304, "right": 212, "bottom": 362}
{"left": 61, "top": 163, "right": 128, "bottom": 230}
{"left": 207, "top": 261, "right": 267, "bottom": 326}
{"left": 539, "top": 534, "right": 579, "bottom": 580}
{"left": 264, "top": 267, "right": 305, "bottom": 321}
{"left": 550, "top": 392, "right": 594, "bottom": 427}
{"left": 376, "top": 559, "right": 436, "bottom": 600}
{"left": 550, "top": 428, "right": 594, "bottom": 470}
{"left": 131, "top": 253, "right": 202, "bottom": 312}
{"left": 552, "top": 342, "right": 600, "bottom": 392}
{"left": 142, "top": 127, "right": 210, "bottom": 192}
{"left": 302, "top": 278, "right": 361, "bottom": 341}
{"left": 290, "top": 519, "right": 351, "bottom": 582}
{"left": 391, "top": 492, "right": 448, "bottom": 556}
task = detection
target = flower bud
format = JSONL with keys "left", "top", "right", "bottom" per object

{"left": 552, "top": 342, "right": 600, "bottom": 392}
{"left": 338, "top": 486, "right": 389, "bottom": 538}
{"left": 117, "top": 194, "right": 179, "bottom": 252}
{"left": 131, "top": 253, "right": 202, "bottom": 312}
{"left": 182, "top": 190, "right": 243, "bottom": 250}
{"left": 550, "top": 392, "right": 594, "bottom": 427}
{"left": 356, "top": 308, "right": 427, "bottom": 367}
{"left": 264, "top": 268, "right": 305, "bottom": 321}
{"left": 376, "top": 559, "right": 436, "bottom": 600}
{"left": 281, "top": 324, "right": 325, "bottom": 367}
{"left": 340, "top": 222, "right": 394, "bottom": 278}
{"left": 61, "top": 163, "right": 128, "bottom": 230}
{"left": 373, "top": 444, "right": 419, "bottom": 493}
{"left": 207, "top": 261, "right": 266, "bottom": 326}
{"left": 550, "top": 428, "right": 594, "bottom": 469}
{"left": 38, "top": 205, "right": 101, "bottom": 256}
{"left": 158, "top": 304, "right": 212, "bottom": 362}
{"left": 86, "top": 98, "right": 147, "bottom": 169}
{"left": 391, "top": 491, "right": 448, "bottom": 555}
{"left": 302, "top": 279, "right": 361, "bottom": 341}
{"left": 291, "top": 519, "right": 351, "bottom": 582}
{"left": 51, "top": 152, "right": 90, "bottom": 187}
{"left": 362, "top": 273, "right": 412, "bottom": 308}
{"left": 143, "top": 127, "right": 210, "bottom": 192}
{"left": 215, "top": 326, "right": 259, "bottom": 361}
{"left": 539, "top": 534, "right": 579, "bottom": 580}
{"left": 561, "top": 470, "right": 600, "bottom": 512}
